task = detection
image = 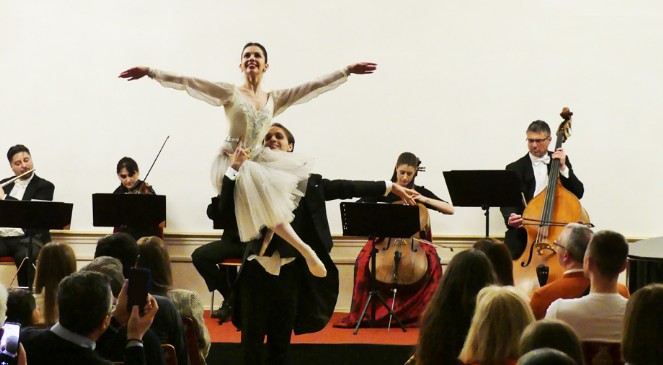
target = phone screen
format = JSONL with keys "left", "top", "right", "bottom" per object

{"left": 0, "top": 322, "right": 20, "bottom": 365}
{"left": 127, "top": 268, "right": 151, "bottom": 314}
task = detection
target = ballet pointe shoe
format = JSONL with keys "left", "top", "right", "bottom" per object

{"left": 272, "top": 223, "right": 327, "bottom": 277}
{"left": 303, "top": 252, "right": 327, "bottom": 278}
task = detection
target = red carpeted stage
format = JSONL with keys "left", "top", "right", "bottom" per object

{"left": 205, "top": 312, "right": 418, "bottom": 364}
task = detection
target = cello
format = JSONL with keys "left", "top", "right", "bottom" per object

{"left": 513, "top": 107, "right": 591, "bottom": 295}
{"left": 371, "top": 202, "right": 430, "bottom": 287}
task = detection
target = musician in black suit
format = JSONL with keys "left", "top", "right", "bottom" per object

{"left": 0, "top": 145, "right": 55, "bottom": 286}
{"left": 216, "top": 123, "right": 416, "bottom": 365}
{"left": 500, "top": 121, "right": 584, "bottom": 259}
{"left": 191, "top": 199, "right": 244, "bottom": 323}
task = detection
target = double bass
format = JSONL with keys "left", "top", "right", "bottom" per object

{"left": 513, "top": 108, "right": 591, "bottom": 294}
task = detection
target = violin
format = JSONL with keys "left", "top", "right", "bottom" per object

{"left": 513, "top": 107, "right": 591, "bottom": 294}
{"left": 128, "top": 181, "right": 153, "bottom": 195}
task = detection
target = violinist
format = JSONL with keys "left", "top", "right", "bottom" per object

{"left": 113, "top": 157, "right": 161, "bottom": 239}
{"left": 0, "top": 145, "right": 55, "bottom": 287}
{"left": 336, "top": 152, "right": 454, "bottom": 328}
{"left": 500, "top": 120, "right": 584, "bottom": 259}
{"left": 115, "top": 157, "right": 155, "bottom": 195}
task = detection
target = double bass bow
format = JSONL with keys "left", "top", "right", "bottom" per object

{"left": 513, "top": 107, "right": 591, "bottom": 294}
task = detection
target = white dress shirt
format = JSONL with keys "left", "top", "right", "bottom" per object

{"left": 529, "top": 152, "right": 569, "bottom": 197}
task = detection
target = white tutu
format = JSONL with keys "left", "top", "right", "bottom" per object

{"left": 213, "top": 145, "right": 313, "bottom": 242}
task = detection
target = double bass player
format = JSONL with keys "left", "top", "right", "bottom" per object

{"left": 500, "top": 120, "right": 585, "bottom": 259}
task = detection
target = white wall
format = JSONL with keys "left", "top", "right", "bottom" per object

{"left": 2, "top": 1, "right": 662, "bottom": 238}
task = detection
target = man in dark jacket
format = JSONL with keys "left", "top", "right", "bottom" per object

{"left": 500, "top": 121, "right": 584, "bottom": 259}
{"left": 217, "top": 123, "right": 417, "bottom": 365}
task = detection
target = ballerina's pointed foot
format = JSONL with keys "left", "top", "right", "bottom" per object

{"left": 305, "top": 255, "right": 327, "bottom": 278}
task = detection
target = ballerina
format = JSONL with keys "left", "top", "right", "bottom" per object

{"left": 119, "top": 42, "right": 377, "bottom": 277}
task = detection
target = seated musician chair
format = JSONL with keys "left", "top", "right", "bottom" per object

{"left": 209, "top": 258, "right": 242, "bottom": 314}
{"left": 582, "top": 341, "right": 623, "bottom": 365}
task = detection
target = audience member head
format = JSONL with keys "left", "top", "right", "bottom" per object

{"left": 6, "top": 288, "right": 38, "bottom": 327}
{"left": 517, "top": 348, "right": 577, "bottom": 365}
{"left": 473, "top": 238, "right": 514, "bottom": 286}
{"left": 95, "top": 233, "right": 139, "bottom": 279}
{"left": 390, "top": 152, "right": 421, "bottom": 189}
{"left": 34, "top": 241, "right": 77, "bottom": 326}
{"left": 80, "top": 256, "right": 125, "bottom": 298}
{"left": 584, "top": 230, "right": 628, "bottom": 280}
{"left": 460, "top": 285, "right": 535, "bottom": 365}
{"left": 520, "top": 319, "right": 584, "bottom": 365}
{"left": 622, "top": 283, "right": 663, "bottom": 364}
{"left": 415, "top": 249, "right": 496, "bottom": 365}
{"left": 58, "top": 272, "right": 113, "bottom": 339}
{"left": 555, "top": 223, "right": 593, "bottom": 269}
{"left": 136, "top": 236, "right": 173, "bottom": 296}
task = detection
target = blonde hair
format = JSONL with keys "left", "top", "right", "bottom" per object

{"left": 459, "top": 286, "right": 534, "bottom": 365}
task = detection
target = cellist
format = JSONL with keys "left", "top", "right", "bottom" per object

{"left": 335, "top": 152, "right": 454, "bottom": 328}
{"left": 500, "top": 120, "right": 584, "bottom": 259}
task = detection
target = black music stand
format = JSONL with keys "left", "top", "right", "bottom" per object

{"left": 443, "top": 170, "right": 524, "bottom": 237}
{"left": 92, "top": 194, "right": 166, "bottom": 235}
{"left": 0, "top": 200, "right": 73, "bottom": 291}
{"left": 340, "top": 202, "right": 421, "bottom": 334}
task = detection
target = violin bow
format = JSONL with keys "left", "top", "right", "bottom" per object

{"left": 141, "top": 136, "right": 170, "bottom": 186}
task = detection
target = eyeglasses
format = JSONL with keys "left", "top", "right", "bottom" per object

{"left": 552, "top": 241, "right": 566, "bottom": 250}
{"left": 526, "top": 137, "right": 550, "bottom": 144}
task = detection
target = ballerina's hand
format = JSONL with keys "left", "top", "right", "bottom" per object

{"left": 119, "top": 66, "right": 149, "bottom": 81}
{"left": 347, "top": 62, "right": 377, "bottom": 75}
